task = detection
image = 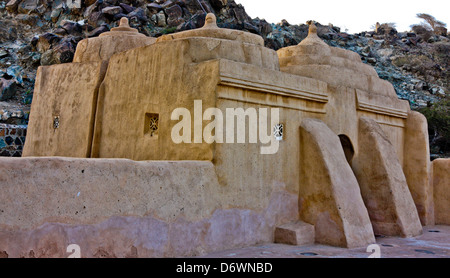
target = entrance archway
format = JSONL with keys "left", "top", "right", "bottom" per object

{"left": 338, "top": 134, "right": 355, "bottom": 163}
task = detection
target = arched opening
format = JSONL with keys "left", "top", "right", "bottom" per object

{"left": 338, "top": 135, "right": 355, "bottom": 163}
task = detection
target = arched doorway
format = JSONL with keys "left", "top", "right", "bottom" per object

{"left": 338, "top": 134, "right": 355, "bottom": 163}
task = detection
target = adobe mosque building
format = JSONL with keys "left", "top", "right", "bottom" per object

{"left": 0, "top": 14, "right": 448, "bottom": 257}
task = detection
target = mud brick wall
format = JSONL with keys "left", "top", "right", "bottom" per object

{"left": 0, "top": 124, "right": 27, "bottom": 157}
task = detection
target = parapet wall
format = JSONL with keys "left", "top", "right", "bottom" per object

{"left": 0, "top": 157, "right": 298, "bottom": 258}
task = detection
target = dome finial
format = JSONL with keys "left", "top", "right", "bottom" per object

{"left": 203, "top": 13, "right": 218, "bottom": 29}
{"left": 119, "top": 17, "right": 130, "bottom": 28}
{"left": 307, "top": 20, "right": 317, "bottom": 35}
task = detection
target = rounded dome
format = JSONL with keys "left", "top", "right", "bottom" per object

{"left": 73, "top": 17, "right": 156, "bottom": 63}
{"left": 157, "top": 13, "right": 264, "bottom": 46}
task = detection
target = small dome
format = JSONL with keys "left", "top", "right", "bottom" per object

{"left": 157, "top": 13, "right": 264, "bottom": 46}
{"left": 99, "top": 17, "right": 145, "bottom": 37}
{"left": 277, "top": 21, "right": 399, "bottom": 98}
{"left": 73, "top": 17, "right": 156, "bottom": 63}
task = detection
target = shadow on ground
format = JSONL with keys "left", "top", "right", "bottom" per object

{"left": 199, "top": 225, "right": 450, "bottom": 258}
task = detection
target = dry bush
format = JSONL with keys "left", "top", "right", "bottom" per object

{"left": 411, "top": 13, "right": 447, "bottom": 38}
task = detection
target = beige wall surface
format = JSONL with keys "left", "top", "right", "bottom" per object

{"left": 91, "top": 40, "right": 221, "bottom": 161}
{"left": 433, "top": 159, "right": 450, "bottom": 225}
{"left": 23, "top": 61, "right": 107, "bottom": 158}
{"left": 0, "top": 157, "right": 298, "bottom": 258}
{"left": 9, "top": 17, "right": 442, "bottom": 257}
{"left": 404, "top": 111, "right": 434, "bottom": 225}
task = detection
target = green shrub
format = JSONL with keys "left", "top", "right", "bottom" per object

{"left": 162, "top": 26, "right": 177, "bottom": 35}
{"left": 417, "top": 97, "right": 450, "bottom": 155}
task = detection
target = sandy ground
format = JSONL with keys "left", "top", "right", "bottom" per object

{"left": 200, "top": 225, "right": 450, "bottom": 258}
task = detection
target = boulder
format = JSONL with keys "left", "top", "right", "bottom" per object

{"left": 58, "top": 21, "right": 83, "bottom": 35}
{"left": 101, "top": 6, "right": 122, "bottom": 16}
{"left": 85, "top": 0, "right": 97, "bottom": 6}
{"left": 156, "top": 11, "right": 167, "bottom": 27}
{"left": 52, "top": 38, "right": 77, "bottom": 64}
{"left": 18, "top": 0, "right": 38, "bottom": 14}
{"left": 165, "top": 4, "right": 183, "bottom": 27}
{"left": 161, "top": 0, "right": 175, "bottom": 9}
{"left": 50, "top": 7, "right": 62, "bottom": 22}
{"left": 6, "top": 65, "right": 23, "bottom": 84}
{"left": 210, "top": 0, "right": 227, "bottom": 9}
{"left": 39, "top": 37, "right": 77, "bottom": 65}
{"left": 87, "top": 24, "right": 110, "bottom": 38}
{"left": 147, "top": 3, "right": 162, "bottom": 14}
{"left": 0, "top": 49, "right": 8, "bottom": 59}
{"left": 127, "top": 7, "right": 148, "bottom": 23}
{"left": 40, "top": 49, "right": 58, "bottom": 65}
{"left": 5, "top": 0, "right": 20, "bottom": 13}
{"left": 183, "top": 12, "right": 206, "bottom": 29}
{"left": 15, "top": 14, "right": 40, "bottom": 26}
{"left": 88, "top": 11, "right": 107, "bottom": 27}
{"left": 375, "top": 23, "right": 397, "bottom": 36}
{"left": 84, "top": 1, "right": 99, "bottom": 18}
{"left": 36, "top": 33, "right": 61, "bottom": 53}
{"left": 119, "top": 3, "right": 135, "bottom": 14}
{"left": 253, "top": 18, "right": 272, "bottom": 38}
{"left": 230, "top": 3, "right": 251, "bottom": 24}
{"left": 0, "top": 79, "right": 18, "bottom": 101}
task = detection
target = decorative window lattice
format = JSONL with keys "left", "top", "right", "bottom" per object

{"left": 145, "top": 113, "right": 159, "bottom": 137}
{"left": 274, "top": 124, "right": 283, "bottom": 141}
{"left": 149, "top": 116, "right": 159, "bottom": 135}
{"left": 53, "top": 116, "right": 60, "bottom": 130}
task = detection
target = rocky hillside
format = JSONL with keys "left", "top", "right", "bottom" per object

{"left": 0, "top": 0, "right": 448, "bottom": 157}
